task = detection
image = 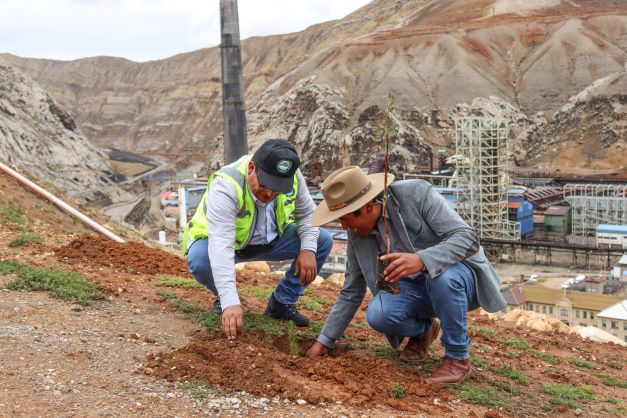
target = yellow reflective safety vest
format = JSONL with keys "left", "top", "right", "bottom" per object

{"left": 183, "top": 155, "right": 299, "bottom": 254}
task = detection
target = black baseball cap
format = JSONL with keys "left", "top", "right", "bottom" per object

{"left": 252, "top": 139, "right": 300, "bottom": 193}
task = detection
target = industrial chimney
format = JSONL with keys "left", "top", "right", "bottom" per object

{"left": 220, "top": 0, "right": 248, "bottom": 164}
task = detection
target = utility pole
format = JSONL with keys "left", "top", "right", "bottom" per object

{"left": 220, "top": 0, "right": 248, "bottom": 164}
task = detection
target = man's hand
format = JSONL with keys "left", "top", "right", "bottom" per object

{"left": 305, "top": 341, "right": 330, "bottom": 358}
{"left": 222, "top": 305, "right": 244, "bottom": 340}
{"left": 294, "top": 250, "right": 317, "bottom": 285}
{"left": 379, "top": 252, "right": 425, "bottom": 283}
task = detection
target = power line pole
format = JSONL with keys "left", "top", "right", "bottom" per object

{"left": 220, "top": 0, "right": 248, "bottom": 164}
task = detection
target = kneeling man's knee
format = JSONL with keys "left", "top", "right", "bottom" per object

{"left": 366, "top": 295, "right": 389, "bottom": 332}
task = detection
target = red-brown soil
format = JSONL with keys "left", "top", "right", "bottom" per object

{"left": 2, "top": 172, "right": 626, "bottom": 417}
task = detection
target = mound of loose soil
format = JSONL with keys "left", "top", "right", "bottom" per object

{"left": 149, "top": 331, "right": 446, "bottom": 413}
{"left": 56, "top": 235, "right": 189, "bottom": 276}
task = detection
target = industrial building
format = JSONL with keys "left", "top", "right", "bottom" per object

{"left": 597, "top": 224, "right": 627, "bottom": 249}
{"left": 543, "top": 206, "right": 572, "bottom": 233}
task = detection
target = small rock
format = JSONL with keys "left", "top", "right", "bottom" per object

{"left": 574, "top": 409, "right": 583, "bottom": 416}
{"left": 296, "top": 399, "right": 307, "bottom": 406}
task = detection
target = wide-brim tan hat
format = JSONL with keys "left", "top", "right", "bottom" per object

{"left": 312, "top": 166, "right": 395, "bottom": 226}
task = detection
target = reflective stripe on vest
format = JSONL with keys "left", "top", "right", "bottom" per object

{"left": 183, "top": 155, "right": 298, "bottom": 254}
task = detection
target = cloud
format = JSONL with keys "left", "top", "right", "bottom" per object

{"left": 0, "top": 0, "right": 371, "bottom": 62}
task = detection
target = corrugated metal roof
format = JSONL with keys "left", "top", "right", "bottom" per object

{"left": 545, "top": 206, "right": 571, "bottom": 216}
{"left": 522, "top": 286, "right": 622, "bottom": 311}
{"left": 597, "top": 224, "right": 627, "bottom": 234}
{"left": 597, "top": 301, "right": 627, "bottom": 320}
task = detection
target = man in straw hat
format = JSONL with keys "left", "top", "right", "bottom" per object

{"left": 305, "top": 166, "right": 506, "bottom": 385}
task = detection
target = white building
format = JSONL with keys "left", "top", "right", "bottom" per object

{"left": 597, "top": 300, "right": 627, "bottom": 343}
{"left": 597, "top": 224, "right": 627, "bottom": 249}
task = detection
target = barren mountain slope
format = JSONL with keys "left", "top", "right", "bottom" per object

{"left": 1, "top": 0, "right": 626, "bottom": 171}
{"left": 0, "top": 64, "right": 129, "bottom": 205}
{"left": 527, "top": 68, "right": 627, "bottom": 170}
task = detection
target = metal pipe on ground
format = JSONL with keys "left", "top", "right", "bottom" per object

{"left": 0, "top": 161, "right": 126, "bottom": 243}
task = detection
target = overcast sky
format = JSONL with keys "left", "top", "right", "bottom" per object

{"left": 0, "top": 0, "right": 372, "bottom": 62}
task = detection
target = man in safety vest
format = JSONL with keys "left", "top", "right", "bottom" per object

{"left": 185, "top": 139, "right": 333, "bottom": 340}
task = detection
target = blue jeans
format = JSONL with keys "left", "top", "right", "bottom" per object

{"left": 187, "top": 224, "right": 333, "bottom": 305}
{"left": 365, "top": 262, "right": 480, "bottom": 360}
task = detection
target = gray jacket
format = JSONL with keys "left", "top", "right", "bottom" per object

{"left": 318, "top": 179, "right": 507, "bottom": 347}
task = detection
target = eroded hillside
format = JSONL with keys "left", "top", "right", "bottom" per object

{"left": 1, "top": 0, "right": 625, "bottom": 171}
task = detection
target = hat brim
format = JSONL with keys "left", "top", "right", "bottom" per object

{"left": 311, "top": 173, "right": 395, "bottom": 226}
{"left": 256, "top": 165, "right": 294, "bottom": 194}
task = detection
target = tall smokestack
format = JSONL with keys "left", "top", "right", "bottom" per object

{"left": 220, "top": 0, "right": 248, "bottom": 164}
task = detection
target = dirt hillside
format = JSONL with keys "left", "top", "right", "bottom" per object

{"left": 1, "top": 171, "right": 626, "bottom": 417}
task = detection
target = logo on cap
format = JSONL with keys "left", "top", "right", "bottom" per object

{"left": 276, "top": 159, "right": 293, "bottom": 174}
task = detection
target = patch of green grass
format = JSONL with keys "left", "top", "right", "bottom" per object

{"left": 0, "top": 202, "right": 26, "bottom": 225}
{"left": 157, "top": 290, "right": 178, "bottom": 299}
{"left": 486, "top": 378, "right": 521, "bottom": 395}
{"left": 180, "top": 381, "right": 210, "bottom": 400}
{"left": 287, "top": 322, "right": 299, "bottom": 356}
{"left": 308, "top": 320, "right": 323, "bottom": 335}
{"left": 419, "top": 357, "right": 441, "bottom": 373}
{"left": 605, "top": 359, "right": 623, "bottom": 370}
{"left": 373, "top": 345, "right": 399, "bottom": 359}
{"left": 194, "top": 311, "right": 222, "bottom": 332}
{"left": 541, "top": 384, "right": 593, "bottom": 409}
{"left": 241, "top": 286, "right": 273, "bottom": 300}
{"left": 157, "top": 274, "right": 204, "bottom": 289}
{"left": 297, "top": 298, "right": 323, "bottom": 312}
{"left": 469, "top": 325, "right": 496, "bottom": 339}
{"left": 470, "top": 357, "right": 490, "bottom": 369}
{"left": 8, "top": 233, "right": 43, "bottom": 247}
{"left": 497, "top": 337, "right": 530, "bottom": 350}
{"left": 1, "top": 260, "right": 104, "bottom": 305}
{"left": 391, "top": 382, "right": 405, "bottom": 399}
{"left": 600, "top": 397, "right": 627, "bottom": 416}
{"left": 492, "top": 366, "right": 529, "bottom": 385}
{"left": 599, "top": 374, "right": 627, "bottom": 388}
{"left": 533, "top": 350, "right": 559, "bottom": 365}
{"left": 169, "top": 298, "right": 203, "bottom": 315}
{"left": 352, "top": 321, "right": 369, "bottom": 330}
{"left": 244, "top": 312, "right": 288, "bottom": 336}
{"left": 453, "top": 383, "right": 507, "bottom": 407}
{"left": 297, "top": 295, "right": 334, "bottom": 312}
{"left": 570, "top": 357, "right": 598, "bottom": 370}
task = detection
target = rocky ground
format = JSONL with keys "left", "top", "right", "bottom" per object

{"left": 1, "top": 171, "right": 626, "bottom": 418}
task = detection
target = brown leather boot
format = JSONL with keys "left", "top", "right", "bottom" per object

{"left": 400, "top": 318, "right": 440, "bottom": 363}
{"left": 425, "top": 356, "right": 472, "bottom": 386}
